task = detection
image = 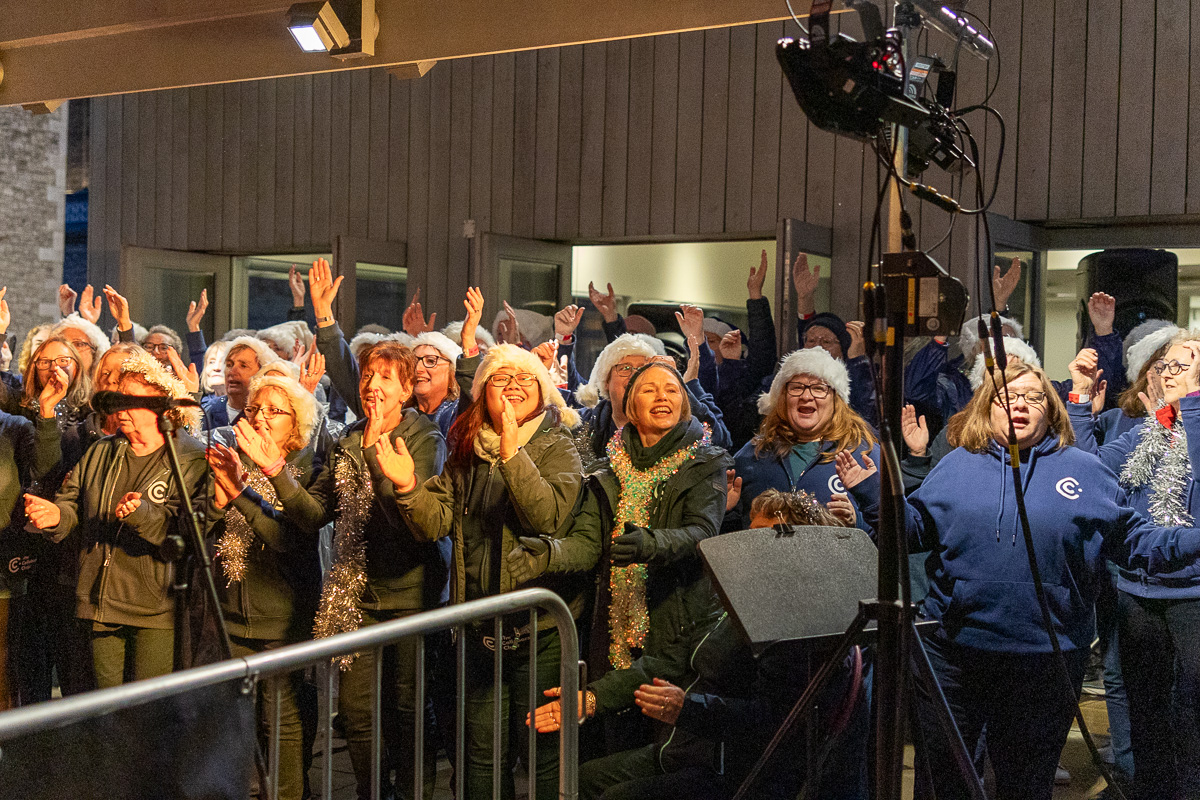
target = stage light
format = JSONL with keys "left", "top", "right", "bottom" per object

{"left": 287, "top": 2, "right": 350, "bottom": 53}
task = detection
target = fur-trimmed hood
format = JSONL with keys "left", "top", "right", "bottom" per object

{"left": 471, "top": 343, "right": 579, "bottom": 428}
{"left": 574, "top": 333, "right": 660, "bottom": 408}
{"left": 758, "top": 347, "right": 851, "bottom": 415}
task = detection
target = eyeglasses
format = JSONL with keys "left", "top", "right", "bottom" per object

{"left": 34, "top": 356, "right": 75, "bottom": 370}
{"left": 610, "top": 363, "right": 642, "bottom": 378}
{"left": 143, "top": 343, "right": 174, "bottom": 354}
{"left": 994, "top": 391, "right": 1047, "bottom": 407}
{"left": 417, "top": 354, "right": 449, "bottom": 369}
{"left": 1153, "top": 359, "right": 1193, "bottom": 376}
{"left": 804, "top": 335, "right": 840, "bottom": 349}
{"left": 488, "top": 373, "right": 538, "bottom": 387}
{"left": 244, "top": 405, "right": 293, "bottom": 420}
{"left": 786, "top": 382, "right": 831, "bottom": 399}
{"left": 67, "top": 339, "right": 95, "bottom": 353}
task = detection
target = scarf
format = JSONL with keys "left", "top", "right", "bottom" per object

{"left": 606, "top": 419, "right": 711, "bottom": 669}
{"left": 473, "top": 411, "right": 546, "bottom": 464}
{"left": 312, "top": 449, "right": 376, "bottom": 670}
{"left": 217, "top": 458, "right": 300, "bottom": 586}
{"left": 1121, "top": 408, "right": 1193, "bottom": 527}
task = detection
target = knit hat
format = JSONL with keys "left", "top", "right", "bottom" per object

{"left": 575, "top": 333, "right": 660, "bottom": 408}
{"left": 805, "top": 313, "right": 852, "bottom": 357}
{"left": 470, "top": 343, "right": 580, "bottom": 428}
{"left": 968, "top": 336, "right": 1041, "bottom": 390}
{"left": 53, "top": 314, "right": 109, "bottom": 359}
{"left": 758, "top": 347, "right": 851, "bottom": 415}
{"left": 958, "top": 314, "right": 1024, "bottom": 362}
{"left": 1124, "top": 320, "right": 1181, "bottom": 382}
{"left": 412, "top": 331, "right": 463, "bottom": 371}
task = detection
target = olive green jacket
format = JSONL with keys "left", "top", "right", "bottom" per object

{"left": 396, "top": 408, "right": 588, "bottom": 627}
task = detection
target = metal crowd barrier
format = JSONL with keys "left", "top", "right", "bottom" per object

{"left": 0, "top": 588, "right": 580, "bottom": 800}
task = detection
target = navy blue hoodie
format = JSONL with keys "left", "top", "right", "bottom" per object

{"left": 1069, "top": 395, "right": 1200, "bottom": 599}
{"left": 907, "top": 433, "right": 1199, "bottom": 653}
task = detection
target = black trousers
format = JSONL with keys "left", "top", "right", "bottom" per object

{"left": 1118, "top": 591, "right": 1200, "bottom": 800}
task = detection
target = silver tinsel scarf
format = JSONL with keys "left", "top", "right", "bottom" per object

{"left": 1120, "top": 416, "right": 1193, "bottom": 527}
{"left": 216, "top": 462, "right": 300, "bottom": 586}
{"left": 312, "top": 453, "right": 375, "bottom": 670}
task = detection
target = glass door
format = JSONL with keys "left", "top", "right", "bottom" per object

{"left": 119, "top": 246, "right": 232, "bottom": 341}
{"left": 476, "top": 233, "right": 572, "bottom": 319}
{"left": 333, "top": 236, "right": 412, "bottom": 334}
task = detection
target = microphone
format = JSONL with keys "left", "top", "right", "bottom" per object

{"left": 988, "top": 311, "right": 1008, "bottom": 370}
{"left": 92, "top": 391, "right": 201, "bottom": 415}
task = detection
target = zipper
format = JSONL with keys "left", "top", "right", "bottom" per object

{"left": 658, "top": 613, "right": 728, "bottom": 771}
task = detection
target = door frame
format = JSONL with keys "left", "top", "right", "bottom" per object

{"left": 119, "top": 245, "right": 233, "bottom": 338}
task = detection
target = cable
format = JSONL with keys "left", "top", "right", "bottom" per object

{"left": 785, "top": 0, "right": 810, "bottom": 36}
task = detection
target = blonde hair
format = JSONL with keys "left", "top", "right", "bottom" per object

{"left": 947, "top": 362, "right": 1074, "bottom": 453}
{"left": 750, "top": 488, "right": 846, "bottom": 527}
{"left": 23, "top": 335, "right": 93, "bottom": 411}
{"left": 248, "top": 375, "right": 320, "bottom": 452}
{"left": 753, "top": 388, "right": 875, "bottom": 463}
{"left": 201, "top": 341, "right": 229, "bottom": 394}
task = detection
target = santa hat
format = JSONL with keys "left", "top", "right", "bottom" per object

{"left": 471, "top": 343, "right": 580, "bottom": 428}
{"left": 441, "top": 321, "right": 496, "bottom": 352}
{"left": 758, "top": 347, "right": 851, "bottom": 415}
{"left": 1124, "top": 320, "right": 1181, "bottom": 382}
{"left": 52, "top": 314, "right": 110, "bottom": 359}
{"left": 968, "top": 336, "right": 1041, "bottom": 390}
{"left": 412, "top": 331, "right": 463, "bottom": 370}
{"left": 574, "top": 333, "right": 660, "bottom": 408}
{"left": 958, "top": 314, "right": 1024, "bottom": 362}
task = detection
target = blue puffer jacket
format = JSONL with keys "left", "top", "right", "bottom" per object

{"left": 726, "top": 438, "right": 881, "bottom": 537}
{"left": 907, "top": 434, "right": 1198, "bottom": 653}
{"left": 1070, "top": 395, "right": 1200, "bottom": 599}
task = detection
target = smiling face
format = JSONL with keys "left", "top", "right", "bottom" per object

{"left": 413, "top": 344, "right": 452, "bottom": 405}
{"left": 803, "top": 325, "right": 843, "bottom": 360}
{"left": 990, "top": 371, "right": 1049, "bottom": 449}
{"left": 784, "top": 374, "right": 835, "bottom": 441}
{"left": 58, "top": 326, "right": 96, "bottom": 373}
{"left": 203, "top": 347, "right": 226, "bottom": 393}
{"left": 626, "top": 365, "right": 685, "bottom": 440}
{"left": 1160, "top": 343, "right": 1194, "bottom": 408}
{"left": 359, "top": 356, "right": 413, "bottom": 422}
{"left": 246, "top": 385, "right": 298, "bottom": 453}
{"left": 223, "top": 346, "right": 261, "bottom": 406}
{"left": 485, "top": 368, "right": 541, "bottom": 427}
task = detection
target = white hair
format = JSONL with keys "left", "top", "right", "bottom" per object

{"left": 957, "top": 314, "right": 1024, "bottom": 363}
{"left": 257, "top": 323, "right": 300, "bottom": 358}
{"left": 53, "top": 314, "right": 109, "bottom": 360}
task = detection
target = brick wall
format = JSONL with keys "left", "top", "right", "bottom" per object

{"left": 0, "top": 105, "right": 68, "bottom": 349}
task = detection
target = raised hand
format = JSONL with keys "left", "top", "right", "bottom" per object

{"left": 719, "top": 330, "right": 742, "bottom": 362}
{"left": 1092, "top": 373, "right": 1108, "bottom": 416}
{"left": 0, "top": 287, "right": 9, "bottom": 335}
{"left": 532, "top": 340, "right": 558, "bottom": 370}
{"left": 748, "top": 249, "right": 769, "bottom": 300}
{"left": 587, "top": 281, "right": 618, "bottom": 323}
{"left": 827, "top": 493, "right": 856, "bottom": 527}
{"left": 682, "top": 332, "right": 700, "bottom": 383}
{"left": 846, "top": 320, "right": 866, "bottom": 359}
{"left": 102, "top": 285, "right": 132, "bottom": 331}
{"left": 675, "top": 304, "right": 705, "bottom": 345}
{"left": 791, "top": 252, "right": 821, "bottom": 316}
{"left": 185, "top": 289, "right": 209, "bottom": 333}
{"left": 499, "top": 396, "right": 519, "bottom": 461}
{"left": 1067, "top": 347, "right": 1099, "bottom": 395}
{"left": 375, "top": 433, "right": 417, "bottom": 492}
{"left": 402, "top": 288, "right": 436, "bottom": 337}
{"left": 234, "top": 418, "right": 283, "bottom": 472}
{"left": 288, "top": 264, "right": 306, "bottom": 308}
{"left": 38, "top": 364, "right": 70, "bottom": 418}
{"left": 554, "top": 304, "right": 584, "bottom": 339}
{"left": 114, "top": 492, "right": 143, "bottom": 520}
{"left": 1181, "top": 341, "right": 1200, "bottom": 395}
{"left": 165, "top": 346, "right": 200, "bottom": 394}
{"left": 78, "top": 285, "right": 103, "bottom": 323}
{"left": 725, "top": 468, "right": 742, "bottom": 513}
{"left": 1087, "top": 292, "right": 1116, "bottom": 337}
{"left": 835, "top": 449, "right": 877, "bottom": 490}
{"left": 57, "top": 284, "right": 77, "bottom": 318}
{"left": 300, "top": 348, "right": 325, "bottom": 394}
{"left": 992, "top": 257, "right": 1022, "bottom": 312}
{"left": 634, "top": 678, "right": 684, "bottom": 726}
{"left": 901, "top": 404, "right": 929, "bottom": 457}
{"left": 23, "top": 493, "right": 61, "bottom": 530}
{"left": 461, "top": 286, "right": 485, "bottom": 354}
{"left": 307, "top": 257, "right": 343, "bottom": 325}
{"left": 497, "top": 301, "right": 521, "bottom": 345}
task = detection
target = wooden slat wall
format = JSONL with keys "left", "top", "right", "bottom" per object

{"left": 86, "top": 3, "right": 1200, "bottom": 324}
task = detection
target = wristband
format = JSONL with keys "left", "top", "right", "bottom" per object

{"left": 463, "top": 345, "right": 480, "bottom": 357}
{"left": 556, "top": 333, "right": 574, "bottom": 345}
{"left": 263, "top": 455, "right": 286, "bottom": 477}
{"left": 315, "top": 314, "right": 333, "bottom": 325}
{"left": 1068, "top": 392, "right": 1090, "bottom": 405}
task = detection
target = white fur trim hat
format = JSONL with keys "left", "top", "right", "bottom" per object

{"left": 758, "top": 347, "right": 851, "bottom": 415}
{"left": 348, "top": 331, "right": 385, "bottom": 361}
{"left": 958, "top": 314, "right": 1024, "bottom": 362}
{"left": 412, "top": 331, "right": 463, "bottom": 369}
{"left": 53, "top": 314, "right": 109, "bottom": 359}
{"left": 968, "top": 336, "right": 1041, "bottom": 390}
{"left": 574, "top": 333, "right": 659, "bottom": 409}
{"left": 226, "top": 335, "right": 281, "bottom": 370}
{"left": 1124, "top": 320, "right": 1181, "bottom": 382}
{"left": 441, "top": 321, "right": 496, "bottom": 351}
{"left": 471, "top": 343, "right": 580, "bottom": 428}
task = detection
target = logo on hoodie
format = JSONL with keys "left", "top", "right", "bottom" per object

{"left": 1056, "top": 477, "right": 1081, "bottom": 500}
{"left": 146, "top": 479, "right": 171, "bottom": 504}
{"left": 828, "top": 475, "right": 846, "bottom": 495}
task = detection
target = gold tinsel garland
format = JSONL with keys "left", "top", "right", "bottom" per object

{"left": 312, "top": 453, "right": 375, "bottom": 670}
{"left": 605, "top": 425, "right": 710, "bottom": 669}
{"left": 216, "top": 461, "right": 300, "bottom": 586}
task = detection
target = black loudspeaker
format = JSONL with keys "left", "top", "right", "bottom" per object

{"left": 698, "top": 526, "right": 879, "bottom": 654}
{"left": 1076, "top": 248, "right": 1178, "bottom": 344}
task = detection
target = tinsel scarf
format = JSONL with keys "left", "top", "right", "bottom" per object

{"left": 216, "top": 461, "right": 300, "bottom": 586}
{"left": 1120, "top": 415, "right": 1193, "bottom": 527}
{"left": 312, "top": 452, "right": 376, "bottom": 670}
{"left": 605, "top": 425, "right": 710, "bottom": 669}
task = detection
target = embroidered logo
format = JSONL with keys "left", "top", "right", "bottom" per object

{"left": 828, "top": 474, "right": 846, "bottom": 495}
{"left": 145, "top": 479, "right": 171, "bottom": 504}
{"left": 1056, "top": 477, "right": 1081, "bottom": 501}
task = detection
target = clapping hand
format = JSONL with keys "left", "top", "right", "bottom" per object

{"left": 234, "top": 418, "right": 283, "bottom": 472}
{"left": 375, "top": 433, "right": 417, "bottom": 492}
{"left": 403, "top": 288, "right": 437, "bottom": 337}
{"left": 725, "top": 469, "right": 742, "bottom": 512}
{"left": 185, "top": 289, "right": 209, "bottom": 333}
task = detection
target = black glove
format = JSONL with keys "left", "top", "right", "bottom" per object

{"left": 610, "top": 522, "right": 657, "bottom": 567}
{"left": 506, "top": 536, "right": 552, "bottom": 585}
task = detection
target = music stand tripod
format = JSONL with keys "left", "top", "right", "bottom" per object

{"left": 732, "top": 278, "right": 984, "bottom": 800}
